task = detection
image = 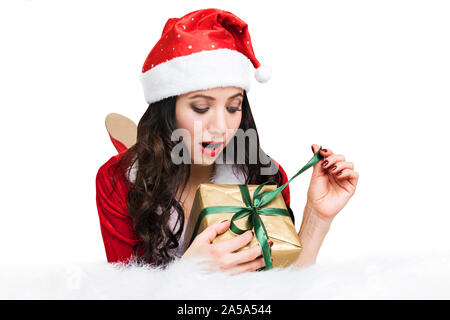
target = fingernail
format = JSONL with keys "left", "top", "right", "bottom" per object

{"left": 268, "top": 240, "right": 273, "bottom": 247}
{"left": 322, "top": 149, "right": 328, "bottom": 153}
{"left": 336, "top": 171, "right": 342, "bottom": 176}
{"left": 251, "top": 231, "right": 254, "bottom": 237}
{"left": 311, "top": 145, "right": 314, "bottom": 153}
{"left": 322, "top": 160, "right": 329, "bottom": 167}
{"left": 330, "top": 165, "right": 337, "bottom": 171}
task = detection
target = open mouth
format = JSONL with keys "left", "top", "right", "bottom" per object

{"left": 200, "top": 141, "right": 223, "bottom": 150}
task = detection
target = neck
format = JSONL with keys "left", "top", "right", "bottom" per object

{"left": 177, "top": 163, "right": 215, "bottom": 203}
{"left": 188, "top": 162, "right": 215, "bottom": 185}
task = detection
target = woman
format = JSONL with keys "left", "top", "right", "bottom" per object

{"left": 95, "top": 8, "right": 359, "bottom": 275}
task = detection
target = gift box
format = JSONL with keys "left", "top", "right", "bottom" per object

{"left": 183, "top": 146, "right": 324, "bottom": 270}
{"left": 184, "top": 183, "right": 302, "bottom": 269}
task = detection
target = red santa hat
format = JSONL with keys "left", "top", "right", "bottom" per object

{"left": 140, "top": 8, "right": 272, "bottom": 104}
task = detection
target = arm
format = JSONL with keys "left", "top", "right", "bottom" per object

{"left": 273, "top": 158, "right": 330, "bottom": 267}
{"left": 294, "top": 202, "right": 332, "bottom": 267}
{"left": 294, "top": 144, "right": 359, "bottom": 268}
{"left": 95, "top": 155, "right": 140, "bottom": 263}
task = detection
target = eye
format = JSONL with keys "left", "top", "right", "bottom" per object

{"left": 191, "top": 105, "right": 209, "bottom": 113}
{"left": 227, "top": 105, "right": 242, "bottom": 113}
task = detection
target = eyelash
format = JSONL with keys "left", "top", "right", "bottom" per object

{"left": 191, "top": 105, "right": 242, "bottom": 114}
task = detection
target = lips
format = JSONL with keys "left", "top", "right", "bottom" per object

{"left": 199, "top": 141, "right": 224, "bottom": 157}
{"left": 201, "top": 141, "right": 223, "bottom": 149}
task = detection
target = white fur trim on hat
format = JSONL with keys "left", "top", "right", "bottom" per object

{"left": 140, "top": 48, "right": 252, "bottom": 105}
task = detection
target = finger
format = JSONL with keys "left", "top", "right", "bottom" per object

{"left": 350, "top": 171, "right": 360, "bottom": 188}
{"left": 335, "top": 168, "right": 353, "bottom": 179}
{"left": 312, "top": 151, "right": 343, "bottom": 178}
{"left": 213, "top": 229, "right": 254, "bottom": 253}
{"left": 311, "top": 144, "right": 329, "bottom": 177}
{"left": 196, "top": 220, "right": 231, "bottom": 244}
{"left": 337, "top": 170, "right": 359, "bottom": 187}
{"left": 227, "top": 257, "right": 267, "bottom": 276}
{"left": 312, "top": 144, "right": 333, "bottom": 157}
{"left": 327, "top": 161, "right": 354, "bottom": 175}
{"left": 335, "top": 169, "right": 359, "bottom": 194}
{"left": 226, "top": 242, "right": 263, "bottom": 266}
{"left": 321, "top": 154, "right": 346, "bottom": 171}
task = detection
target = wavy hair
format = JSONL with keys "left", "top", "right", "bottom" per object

{"left": 108, "top": 90, "right": 285, "bottom": 267}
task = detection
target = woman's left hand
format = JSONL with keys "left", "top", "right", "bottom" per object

{"left": 306, "top": 144, "right": 359, "bottom": 222}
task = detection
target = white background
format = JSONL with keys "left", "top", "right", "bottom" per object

{"left": 1, "top": 0, "right": 449, "bottom": 267}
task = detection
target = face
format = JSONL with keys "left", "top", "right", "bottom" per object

{"left": 175, "top": 86, "right": 244, "bottom": 165}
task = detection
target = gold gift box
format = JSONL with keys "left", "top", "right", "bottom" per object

{"left": 184, "top": 183, "right": 302, "bottom": 269}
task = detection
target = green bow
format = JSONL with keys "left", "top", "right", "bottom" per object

{"left": 189, "top": 146, "right": 324, "bottom": 270}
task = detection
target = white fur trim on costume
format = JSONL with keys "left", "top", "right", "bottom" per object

{"left": 140, "top": 48, "right": 252, "bottom": 104}
{"left": 209, "top": 163, "right": 246, "bottom": 184}
{"left": 127, "top": 159, "right": 138, "bottom": 183}
{"left": 128, "top": 161, "right": 245, "bottom": 185}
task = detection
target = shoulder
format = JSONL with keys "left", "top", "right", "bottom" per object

{"left": 96, "top": 152, "right": 124, "bottom": 185}
{"left": 96, "top": 151, "right": 131, "bottom": 207}
{"left": 271, "top": 158, "right": 291, "bottom": 208}
{"left": 95, "top": 151, "right": 140, "bottom": 263}
{"left": 96, "top": 149, "right": 134, "bottom": 182}
{"left": 271, "top": 158, "right": 288, "bottom": 185}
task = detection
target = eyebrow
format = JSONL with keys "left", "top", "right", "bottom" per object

{"left": 188, "top": 92, "right": 243, "bottom": 101}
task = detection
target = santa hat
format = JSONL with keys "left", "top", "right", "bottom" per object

{"left": 140, "top": 8, "right": 272, "bottom": 105}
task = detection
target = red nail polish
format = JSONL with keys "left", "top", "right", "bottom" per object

{"left": 322, "top": 149, "right": 328, "bottom": 153}
{"left": 268, "top": 241, "right": 273, "bottom": 247}
{"left": 336, "top": 171, "right": 342, "bottom": 176}
{"left": 330, "top": 165, "right": 337, "bottom": 171}
{"left": 322, "top": 160, "right": 329, "bottom": 167}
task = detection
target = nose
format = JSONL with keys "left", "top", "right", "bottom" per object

{"left": 206, "top": 107, "right": 228, "bottom": 139}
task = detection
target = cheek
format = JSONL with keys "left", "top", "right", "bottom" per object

{"left": 176, "top": 117, "right": 195, "bottom": 137}
{"left": 226, "top": 114, "right": 242, "bottom": 140}
{"left": 230, "top": 114, "right": 242, "bottom": 129}
{"left": 175, "top": 108, "right": 202, "bottom": 147}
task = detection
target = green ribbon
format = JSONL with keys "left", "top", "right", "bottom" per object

{"left": 189, "top": 146, "right": 325, "bottom": 270}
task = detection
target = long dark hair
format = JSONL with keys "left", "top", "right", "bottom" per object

{"left": 108, "top": 90, "right": 284, "bottom": 267}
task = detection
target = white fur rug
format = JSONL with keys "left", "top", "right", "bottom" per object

{"left": 2, "top": 253, "right": 449, "bottom": 299}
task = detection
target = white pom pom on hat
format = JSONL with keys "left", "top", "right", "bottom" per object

{"left": 254, "top": 64, "right": 272, "bottom": 83}
{"left": 140, "top": 8, "right": 272, "bottom": 105}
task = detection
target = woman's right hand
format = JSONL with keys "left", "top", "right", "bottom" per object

{"left": 181, "top": 220, "right": 269, "bottom": 275}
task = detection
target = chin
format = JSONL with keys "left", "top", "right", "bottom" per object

{"left": 192, "top": 157, "right": 216, "bottom": 166}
